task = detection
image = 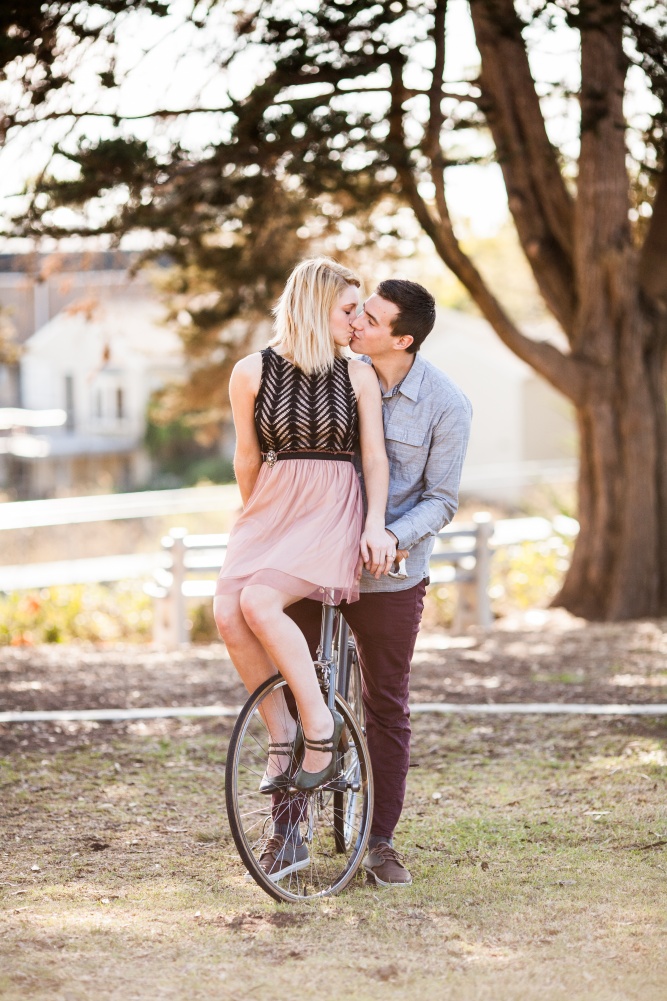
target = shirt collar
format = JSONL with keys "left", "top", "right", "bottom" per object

{"left": 389, "top": 352, "right": 425, "bottom": 402}
{"left": 361, "top": 352, "right": 426, "bottom": 401}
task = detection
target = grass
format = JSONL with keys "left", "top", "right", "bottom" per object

{"left": 1, "top": 714, "right": 666, "bottom": 1001}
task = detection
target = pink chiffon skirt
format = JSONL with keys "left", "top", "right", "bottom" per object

{"left": 215, "top": 458, "right": 363, "bottom": 605}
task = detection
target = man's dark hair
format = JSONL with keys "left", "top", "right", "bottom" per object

{"left": 375, "top": 279, "right": 436, "bottom": 353}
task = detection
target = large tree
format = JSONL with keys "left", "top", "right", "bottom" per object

{"left": 2, "top": 0, "right": 666, "bottom": 620}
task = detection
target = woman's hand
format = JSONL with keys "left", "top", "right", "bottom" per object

{"left": 361, "top": 525, "right": 397, "bottom": 579}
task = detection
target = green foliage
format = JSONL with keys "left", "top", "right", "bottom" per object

{"left": 189, "top": 600, "right": 218, "bottom": 644}
{"left": 144, "top": 395, "right": 234, "bottom": 485}
{"left": 181, "top": 457, "right": 234, "bottom": 486}
{"left": 425, "top": 535, "right": 575, "bottom": 628}
{"left": 0, "top": 2, "right": 172, "bottom": 151}
{"left": 0, "top": 583, "right": 152, "bottom": 646}
{"left": 490, "top": 536, "right": 574, "bottom": 615}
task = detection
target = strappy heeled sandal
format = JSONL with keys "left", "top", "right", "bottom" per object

{"left": 258, "top": 728, "right": 303, "bottom": 794}
{"left": 293, "top": 709, "right": 344, "bottom": 792}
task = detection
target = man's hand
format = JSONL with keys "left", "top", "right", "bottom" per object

{"left": 385, "top": 531, "right": 408, "bottom": 573}
{"left": 360, "top": 525, "right": 396, "bottom": 579}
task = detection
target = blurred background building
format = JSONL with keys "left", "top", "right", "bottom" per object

{"left": 0, "top": 254, "right": 183, "bottom": 497}
{"left": 0, "top": 253, "right": 577, "bottom": 502}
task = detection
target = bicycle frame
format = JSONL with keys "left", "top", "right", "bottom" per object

{"left": 314, "top": 603, "right": 351, "bottom": 712}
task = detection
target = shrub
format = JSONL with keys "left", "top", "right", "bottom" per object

{"left": 423, "top": 535, "right": 574, "bottom": 628}
{"left": 0, "top": 583, "right": 152, "bottom": 646}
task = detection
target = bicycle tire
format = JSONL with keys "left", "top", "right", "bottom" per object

{"left": 225, "top": 674, "right": 373, "bottom": 902}
{"left": 333, "top": 637, "right": 365, "bottom": 852}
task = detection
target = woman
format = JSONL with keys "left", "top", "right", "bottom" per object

{"left": 214, "top": 257, "right": 391, "bottom": 796}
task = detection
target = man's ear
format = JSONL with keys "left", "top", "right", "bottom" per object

{"left": 392, "top": 335, "right": 414, "bottom": 352}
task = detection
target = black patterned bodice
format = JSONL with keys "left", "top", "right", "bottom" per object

{"left": 254, "top": 347, "right": 359, "bottom": 454}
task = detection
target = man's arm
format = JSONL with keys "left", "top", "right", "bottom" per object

{"left": 386, "top": 397, "right": 472, "bottom": 550}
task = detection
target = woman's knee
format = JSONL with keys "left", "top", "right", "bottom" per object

{"left": 213, "top": 595, "right": 244, "bottom": 643}
{"left": 239, "top": 586, "right": 278, "bottom": 634}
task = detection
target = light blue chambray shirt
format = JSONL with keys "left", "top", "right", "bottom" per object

{"left": 356, "top": 352, "right": 472, "bottom": 593}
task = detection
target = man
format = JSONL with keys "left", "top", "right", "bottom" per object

{"left": 288, "top": 278, "right": 472, "bottom": 886}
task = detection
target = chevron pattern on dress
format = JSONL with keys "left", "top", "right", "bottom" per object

{"left": 254, "top": 347, "right": 359, "bottom": 454}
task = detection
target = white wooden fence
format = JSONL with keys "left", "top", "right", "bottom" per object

{"left": 148, "top": 526, "right": 496, "bottom": 645}
{"left": 0, "top": 484, "right": 578, "bottom": 643}
{"left": 146, "top": 513, "right": 578, "bottom": 644}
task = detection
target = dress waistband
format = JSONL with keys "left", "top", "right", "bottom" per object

{"left": 262, "top": 449, "right": 353, "bottom": 466}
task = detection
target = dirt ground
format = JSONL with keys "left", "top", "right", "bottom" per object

{"left": 1, "top": 610, "right": 666, "bottom": 756}
{"left": 2, "top": 613, "right": 667, "bottom": 1001}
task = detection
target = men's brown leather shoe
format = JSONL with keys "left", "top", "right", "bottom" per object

{"left": 363, "top": 842, "right": 412, "bottom": 887}
{"left": 244, "top": 835, "right": 309, "bottom": 884}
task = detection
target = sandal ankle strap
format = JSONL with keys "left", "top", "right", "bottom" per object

{"left": 268, "top": 740, "right": 296, "bottom": 751}
{"left": 304, "top": 737, "right": 335, "bottom": 751}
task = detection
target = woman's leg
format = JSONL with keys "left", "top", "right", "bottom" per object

{"left": 239, "top": 584, "right": 335, "bottom": 774}
{"left": 214, "top": 592, "right": 296, "bottom": 778}
{"left": 213, "top": 592, "right": 276, "bottom": 695}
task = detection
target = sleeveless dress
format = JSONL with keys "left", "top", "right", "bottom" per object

{"left": 215, "top": 347, "right": 364, "bottom": 605}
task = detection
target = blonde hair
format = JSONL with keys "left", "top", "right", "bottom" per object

{"left": 270, "top": 257, "right": 361, "bottom": 375}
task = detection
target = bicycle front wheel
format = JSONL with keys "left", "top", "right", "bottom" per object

{"left": 334, "top": 635, "right": 365, "bottom": 852}
{"left": 225, "top": 675, "right": 373, "bottom": 903}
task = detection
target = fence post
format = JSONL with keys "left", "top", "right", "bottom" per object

{"left": 155, "top": 528, "right": 188, "bottom": 647}
{"left": 473, "top": 512, "right": 494, "bottom": 629}
{"left": 150, "top": 578, "right": 171, "bottom": 646}
{"left": 169, "top": 527, "right": 189, "bottom": 646}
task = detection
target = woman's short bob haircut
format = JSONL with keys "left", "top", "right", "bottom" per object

{"left": 270, "top": 257, "right": 360, "bottom": 375}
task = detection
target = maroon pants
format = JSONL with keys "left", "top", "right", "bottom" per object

{"left": 286, "top": 581, "right": 426, "bottom": 840}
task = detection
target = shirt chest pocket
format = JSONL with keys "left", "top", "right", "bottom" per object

{"left": 385, "top": 422, "right": 428, "bottom": 463}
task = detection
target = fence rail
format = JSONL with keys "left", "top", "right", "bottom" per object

{"left": 1, "top": 487, "right": 578, "bottom": 642}
{"left": 146, "top": 513, "right": 578, "bottom": 644}
{"left": 0, "top": 484, "right": 239, "bottom": 531}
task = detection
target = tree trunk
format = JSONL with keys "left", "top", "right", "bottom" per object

{"left": 555, "top": 310, "right": 667, "bottom": 620}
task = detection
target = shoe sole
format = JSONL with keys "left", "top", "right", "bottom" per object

{"left": 244, "top": 855, "right": 310, "bottom": 884}
{"left": 258, "top": 779, "right": 290, "bottom": 794}
{"left": 363, "top": 864, "right": 412, "bottom": 888}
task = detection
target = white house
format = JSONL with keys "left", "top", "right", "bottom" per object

{"left": 16, "top": 294, "right": 183, "bottom": 497}
{"left": 421, "top": 309, "right": 577, "bottom": 501}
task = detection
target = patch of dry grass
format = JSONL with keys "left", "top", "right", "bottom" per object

{"left": 1, "top": 714, "right": 667, "bottom": 1001}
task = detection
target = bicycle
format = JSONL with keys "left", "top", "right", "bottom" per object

{"left": 224, "top": 600, "right": 373, "bottom": 902}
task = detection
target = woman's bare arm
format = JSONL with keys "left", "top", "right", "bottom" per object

{"left": 348, "top": 359, "right": 392, "bottom": 577}
{"left": 229, "top": 354, "right": 262, "bottom": 507}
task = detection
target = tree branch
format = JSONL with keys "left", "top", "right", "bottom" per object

{"left": 469, "top": 0, "right": 576, "bottom": 336}
{"left": 424, "top": 0, "right": 447, "bottom": 164}
{"left": 6, "top": 106, "right": 234, "bottom": 128}
{"left": 387, "top": 58, "right": 583, "bottom": 403}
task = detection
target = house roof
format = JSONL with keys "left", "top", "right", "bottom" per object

{"left": 23, "top": 294, "right": 183, "bottom": 364}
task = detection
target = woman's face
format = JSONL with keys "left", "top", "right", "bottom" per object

{"left": 330, "top": 285, "right": 360, "bottom": 347}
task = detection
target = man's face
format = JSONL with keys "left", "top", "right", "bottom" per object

{"left": 350, "top": 293, "right": 411, "bottom": 359}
